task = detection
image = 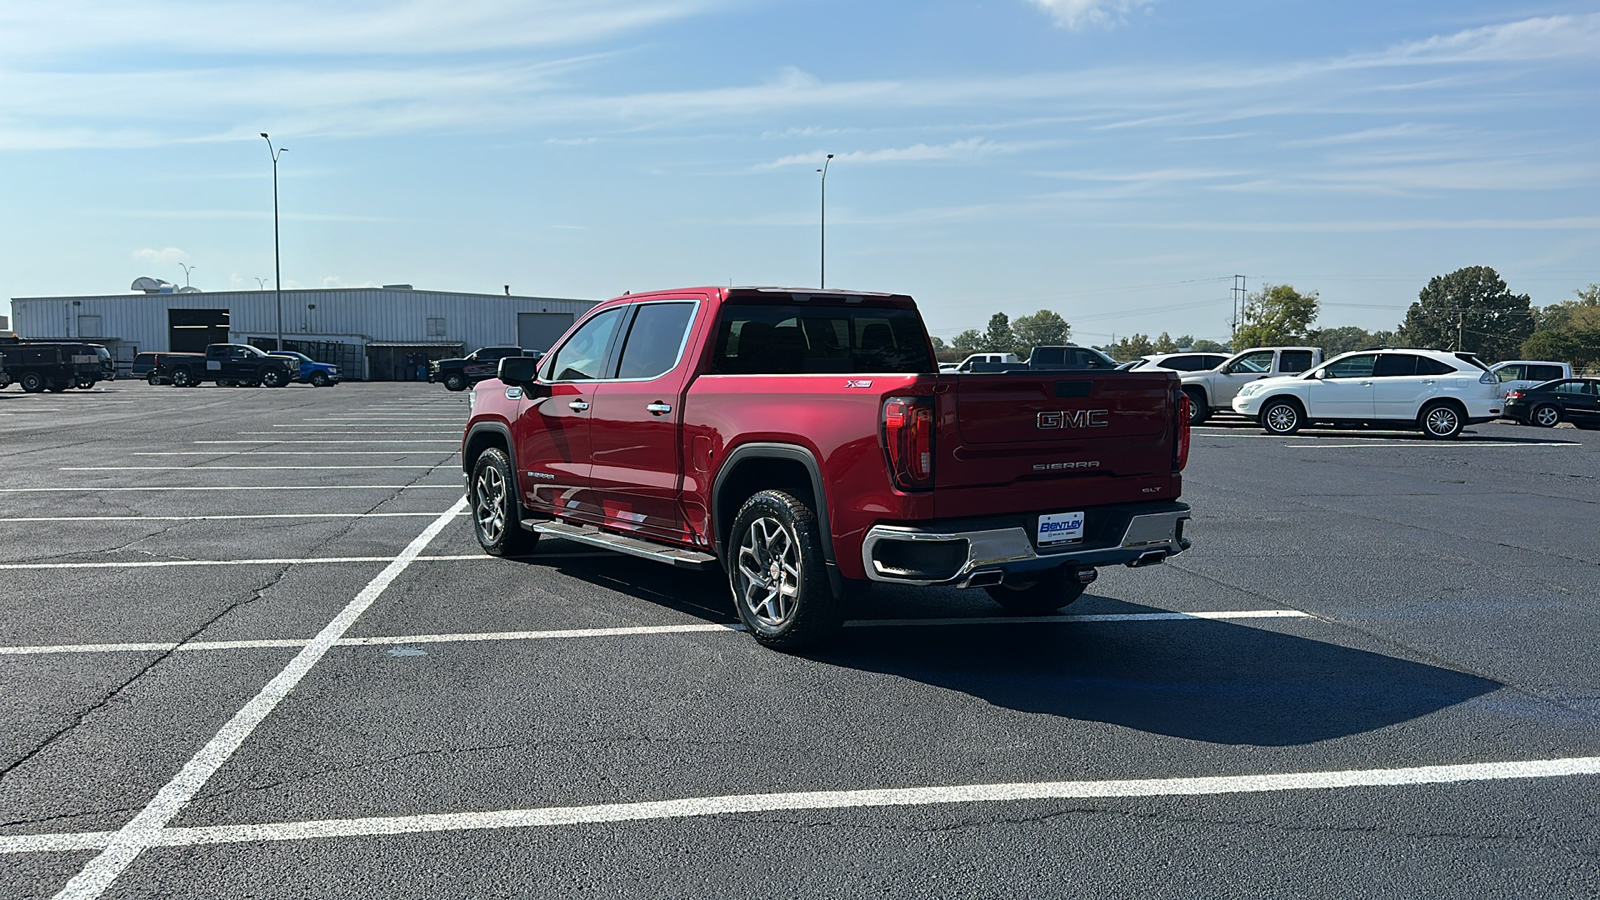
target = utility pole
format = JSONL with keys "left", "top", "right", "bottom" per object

{"left": 261, "top": 133, "right": 288, "bottom": 350}
{"left": 1231, "top": 275, "right": 1247, "bottom": 346}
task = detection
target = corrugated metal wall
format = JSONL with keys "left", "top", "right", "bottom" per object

{"left": 9, "top": 287, "right": 598, "bottom": 379}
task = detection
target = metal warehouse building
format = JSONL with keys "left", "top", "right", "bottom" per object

{"left": 8, "top": 283, "right": 597, "bottom": 381}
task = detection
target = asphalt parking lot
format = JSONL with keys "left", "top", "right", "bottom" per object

{"left": 3, "top": 381, "right": 1599, "bottom": 898}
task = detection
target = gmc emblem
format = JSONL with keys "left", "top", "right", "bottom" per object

{"left": 1038, "top": 409, "right": 1109, "bottom": 429}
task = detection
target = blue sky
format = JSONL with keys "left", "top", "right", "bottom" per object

{"left": 1, "top": 0, "right": 1596, "bottom": 347}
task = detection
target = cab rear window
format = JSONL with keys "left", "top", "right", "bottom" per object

{"left": 710, "top": 303, "right": 935, "bottom": 375}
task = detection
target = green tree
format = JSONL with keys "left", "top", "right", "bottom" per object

{"left": 982, "top": 312, "right": 1012, "bottom": 353}
{"left": 1235, "top": 284, "right": 1319, "bottom": 348}
{"left": 1152, "top": 332, "right": 1177, "bottom": 354}
{"left": 1009, "top": 309, "right": 1070, "bottom": 354}
{"left": 1522, "top": 303, "right": 1600, "bottom": 369}
{"left": 1103, "top": 333, "right": 1155, "bottom": 360}
{"left": 1190, "top": 339, "right": 1229, "bottom": 353}
{"left": 1307, "top": 325, "right": 1382, "bottom": 358}
{"left": 951, "top": 329, "right": 985, "bottom": 354}
{"left": 1536, "top": 283, "right": 1600, "bottom": 332}
{"left": 928, "top": 335, "right": 948, "bottom": 353}
{"left": 1399, "top": 266, "right": 1534, "bottom": 359}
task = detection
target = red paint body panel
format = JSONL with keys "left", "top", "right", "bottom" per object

{"left": 464, "top": 286, "right": 1184, "bottom": 582}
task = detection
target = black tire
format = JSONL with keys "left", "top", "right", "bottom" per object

{"left": 728, "top": 490, "right": 841, "bottom": 651}
{"left": 171, "top": 368, "right": 196, "bottom": 387}
{"left": 469, "top": 448, "right": 540, "bottom": 557}
{"left": 261, "top": 367, "right": 288, "bottom": 388}
{"left": 147, "top": 372, "right": 162, "bottom": 386}
{"left": 1531, "top": 404, "right": 1561, "bottom": 428}
{"left": 76, "top": 377, "right": 95, "bottom": 389}
{"left": 1419, "top": 401, "right": 1464, "bottom": 439}
{"left": 444, "top": 373, "right": 467, "bottom": 392}
{"left": 20, "top": 372, "right": 45, "bottom": 393}
{"left": 1183, "top": 387, "right": 1209, "bottom": 425}
{"left": 985, "top": 566, "right": 1088, "bottom": 614}
{"left": 309, "top": 371, "right": 329, "bottom": 387}
{"left": 1260, "top": 397, "right": 1303, "bottom": 435}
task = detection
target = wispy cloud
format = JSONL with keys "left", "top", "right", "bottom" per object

{"left": 1345, "top": 13, "right": 1600, "bottom": 66}
{"left": 758, "top": 138, "right": 1056, "bottom": 170}
{"left": 1027, "top": 0, "right": 1156, "bottom": 31}
{"left": 132, "top": 247, "right": 189, "bottom": 263}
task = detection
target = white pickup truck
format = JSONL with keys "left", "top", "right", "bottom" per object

{"left": 1180, "top": 346, "right": 1323, "bottom": 424}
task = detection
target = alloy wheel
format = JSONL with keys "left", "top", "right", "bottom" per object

{"left": 1534, "top": 405, "right": 1560, "bottom": 427}
{"left": 735, "top": 517, "right": 801, "bottom": 629}
{"left": 474, "top": 465, "right": 507, "bottom": 545}
{"left": 1265, "top": 403, "right": 1298, "bottom": 434}
{"left": 1426, "top": 406, "right": 1460, "bottom": 436}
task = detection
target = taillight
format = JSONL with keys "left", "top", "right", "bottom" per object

{"left": 1505, "top": 390, "right": 1523, "bottom": 400}
{"left": 1175, "top": 391, "right": 1191, "bottom": 471}
{"left": 882, "top": 396, "right": 934, "bottom": 490}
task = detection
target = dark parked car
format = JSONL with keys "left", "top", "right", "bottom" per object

{"left": 1504, "top": 378, "right": 1600, "bottom": 429}
{"left": 132, "top": 351, "right": 189, "bottom": 384}
{"left": 429, "top": 346, "right": 540, "bottom": 391}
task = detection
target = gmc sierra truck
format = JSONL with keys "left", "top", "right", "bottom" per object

{"left": 461, "top": 287, "right": 1193, "bottom": 650}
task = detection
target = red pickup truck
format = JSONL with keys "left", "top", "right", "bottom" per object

{"left": 461, "top": 287, "right": 1192, "bottom": 649}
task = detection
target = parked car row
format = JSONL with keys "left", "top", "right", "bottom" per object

{"left": 132, "top": 345, "right": 341, "bottom": 387}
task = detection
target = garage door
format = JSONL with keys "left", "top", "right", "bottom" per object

{"left": 517, "top": 312, "right": 574, "bottom": 353}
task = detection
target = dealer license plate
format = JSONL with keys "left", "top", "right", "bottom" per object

{"left": 1037, "top": 511, "right": 1085, "bottom": 547}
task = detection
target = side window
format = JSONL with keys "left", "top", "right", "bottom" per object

{"left": 1227, "top": 351, "right": 1275, "bottom": 374}
{"left": 545, "top": 308, "right": 623, "bottom": 382}
{"left": 1322, "top": 354, "right": 1377, "bottom": 379}
{"left": 1496, "top": 365, "right": 1525, "bottom": 382}
{"left": 1414, "top": 357, "right": 1456, "bottom": 376}
{"left": 1373, "top": 354, "right": 1419, "bottom": 377}
{"left": 615, "top": 303, "right": 696, "bottom": 380}
{"left": 1528, "top": 365, "right": 1565, "bottom": 382}
{"left": 1553, "top": 381, "right": 1585, "bottom": 395}
{"left": 1279, "top": 350, "right": 1314, "bottom": 373}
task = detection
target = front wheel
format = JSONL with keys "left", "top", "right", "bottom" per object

{"left": 1260, "top": 398, "right": 1303, "bottom": 435}
{"left": 147, "top": 373, "right": 162, "bottom": 386}
{"left": 1531, "top": 404, "right": 1561, "bottom": 428}
{"left": 444, "top": 373, "right": 467, "bottom": 392}
{"left": 985, "top": 566, "right": 1088, "bottom": 614}
{"left": 261, "top": 368, "right": 288, "bottom": 388}
{"left": 470, "top": 448, "right": 540, "bottom": 557}
{"left": 76, "top": 377, "right": 95, "bottom": 389}
{"left": 729, "top": 490, "right": 840, "bottom": 651}
{"left": 1419, "top": 401, "right": 1464, "bottom": 439}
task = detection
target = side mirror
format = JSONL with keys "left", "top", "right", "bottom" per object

{"left": 498, "top": 356, "right": 540, "bottom": 386}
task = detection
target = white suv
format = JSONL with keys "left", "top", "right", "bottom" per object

{"left": 1231, "top": 348, "right": 1502, "bottom": 438}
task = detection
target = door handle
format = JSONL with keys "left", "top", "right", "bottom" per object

{"left": 1360, "top": 381, "right": 1372, "bottom": 386}
{"left": 1422, "top": 380, "right": 1436, "bottom": 385}
{"left": 568, "top": 400, "right": 590, "bottom": 412}
{"left": 646, "top": 402, "right": 672, "bottom": 415}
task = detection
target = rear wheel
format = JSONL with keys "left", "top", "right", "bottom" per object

{"left": 470, "top": 448, "right": 540, "bottom": 557}
{"left": 1260, "top": 398, "right": 1303, "bottom": 435}
{"left": 20, "top": 372, "right": 45, "bottom": 393}
{"left": 171, "top": 368, "right": 196, "bottom": 387}
{"left": 729, "top": 490, "right": 840, "bottom": 651}
{"left": 1183, "top": 388, "right": 1209, "bottom": 425}
{"left": 1531, "top": 404, "right": 1561, "bottom": 428}
{"left": 444, "top": 373, "right": 467, "bottom": 392}
{"left": 47, "top": 379, "right": 69, "bottom": 392}
{"left": 1420, "top": 401, "right": 1464, "bottom": 439}
{"left": 309, "top": 371, "right": 330, "bottom": 387}
{"left": 76, "top": 377, "right": 95, "bottom": 389}
{"left": 985, "top": 566, "right": 1087, "bottom": 614}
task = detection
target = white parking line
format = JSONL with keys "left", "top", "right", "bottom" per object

{"left": 0, "top": 553, "right": 484, "bottom": 571}
{"left": 0, "top": 512, "right": 466, "bottom": 523}
{"left": 60, "top": 466, "right": 440, "bottom": 471}
{"left": 44, "top": 497, "right": 471, "bottom": 900}
{"left": 0, "top": 610, "right": 1311, "bottom": 654}
{"left": 133, "top": 452, "right": 458, "bottom": 456}
{"left": 196, "top": 440, "right": 458, "bottom": 444}
{"left": 8, "top": 756, "right": 1598, "bottom": 857}
{"left": 1292, "top": 442, "right": 1576, "bottom": 449}
{"left": 0, "top": 485, "right": 461, "bottom": 493}
{"left": 271, "top": 424, "right": 460, "bottom": 428}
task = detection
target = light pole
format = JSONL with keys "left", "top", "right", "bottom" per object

{"left": 178, "top": 262, "right": 195, "bottom": 287}
{"left": 260, "top": 133, "right": 287, "bottom": 350}
{"left": 816, "top": 153, "right": 833, "bottom": 288}
{"left": 254, "top": 277, "right": 268, "bottom": 290}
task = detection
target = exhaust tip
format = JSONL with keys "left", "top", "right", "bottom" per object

{"left": 965, "top": 570, "right": 1004, "bottom": 588}
{"left": 1127, "top": 551, "right": 1167, "bottom": 568}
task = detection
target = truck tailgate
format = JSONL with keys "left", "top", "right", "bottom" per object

{"left": 935, "top": 371, "right": 1179, "bottom": 518}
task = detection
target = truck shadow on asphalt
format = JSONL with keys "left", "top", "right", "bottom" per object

{"left": 513, "top": 548, "right": 1501, "bottom": 748}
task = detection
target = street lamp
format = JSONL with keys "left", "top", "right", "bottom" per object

{"left": 816, "top": 153, "right": 834, "bottom": 288}
{"left": 260, "top": 133, "right": 287, "bottom": 350}
{"left": 254, "top": 277, "right": 268, "bottom": 290}
{"left": 178, "top": 262, "right": 195, "bottom": 287}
